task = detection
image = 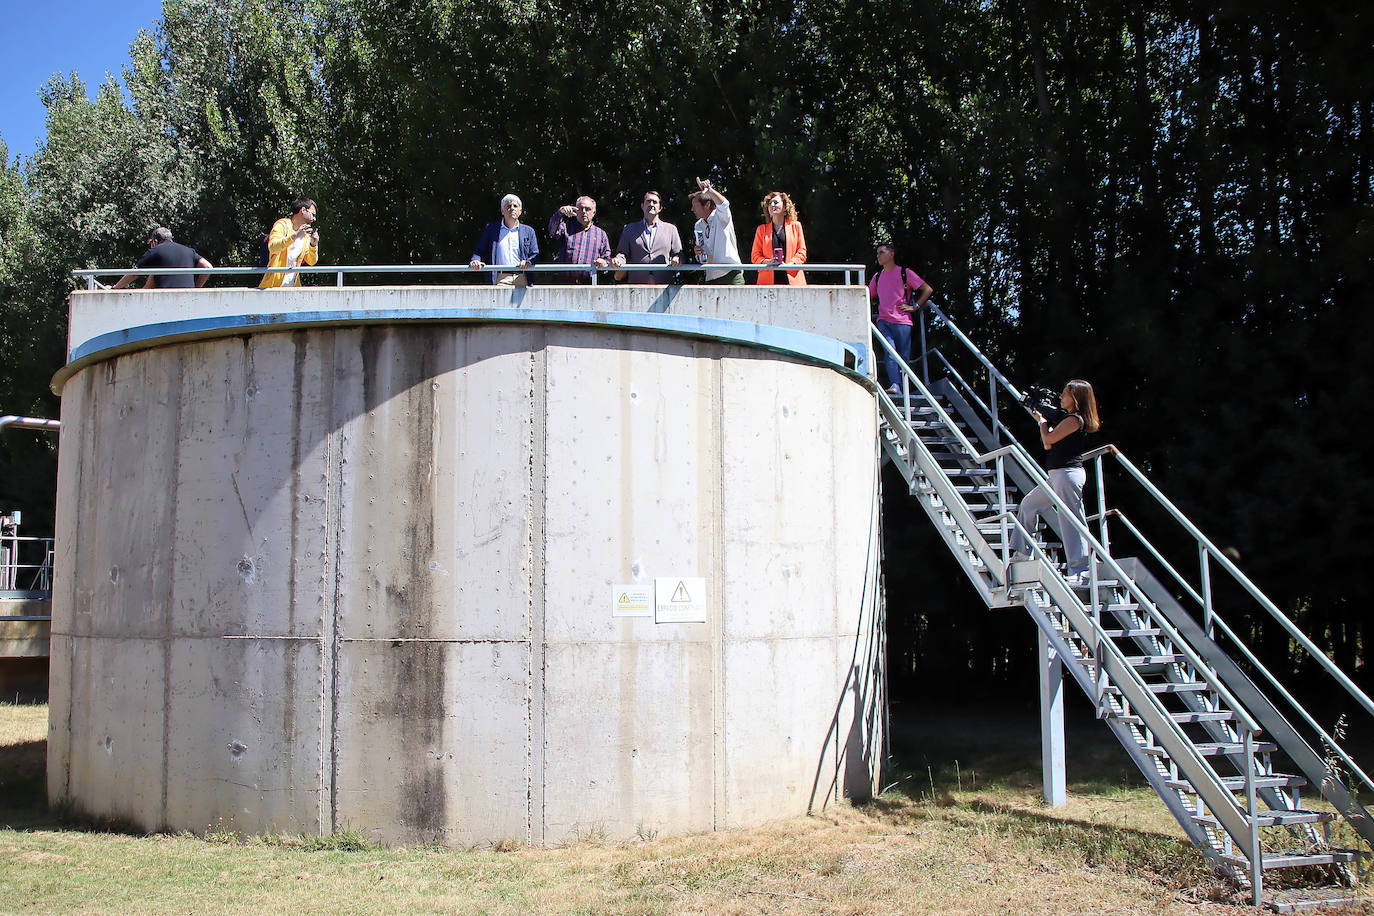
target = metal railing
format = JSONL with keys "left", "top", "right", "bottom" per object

{"left": 0, "top": 416, "right": 61, "bottom": 435}
{"left": 72, "top": 262, "right": 869, "bottom": 288}
{"left": 1, "top": 535, "right": 54, "bottom": 593}
{"left": 898, "top": 302, "right": 1374, "bottom": 801}
{"left": 870, "top": 342, "right": 1274, "bottom": 895}
{"left": 871, "top": 334, "right": 1262, "bottom": 731}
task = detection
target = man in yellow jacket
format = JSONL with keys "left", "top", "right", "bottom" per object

{"left": 259, "top": 198, "right": 319, "bottom": 289}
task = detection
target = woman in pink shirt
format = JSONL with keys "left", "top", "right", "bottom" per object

{"left": 868, "top": 242, "right": 933, "bottom": 393}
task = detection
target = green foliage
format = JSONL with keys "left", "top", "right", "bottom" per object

{"left": 0, "top": 0, "right": 1370, "bottom": 689}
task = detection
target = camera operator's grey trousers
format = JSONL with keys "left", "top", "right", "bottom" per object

{"left": 1011, "top": 467, "right": 1089, "bottom": 574}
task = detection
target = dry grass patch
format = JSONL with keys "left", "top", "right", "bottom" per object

{"left": 5, "top": 701, "right": 1372, "bottom": 914}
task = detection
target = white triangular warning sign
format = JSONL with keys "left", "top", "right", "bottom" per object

{"left": 671, "top": 581, "right": 691, "bottom": 602}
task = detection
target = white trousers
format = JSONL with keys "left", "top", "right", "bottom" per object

{"left": 1011, "top": 467, "right": 1089, "bottom": 574}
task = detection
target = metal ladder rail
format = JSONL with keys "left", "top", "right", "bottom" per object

{"left": 1082, "top": 492, "right": 1374, "bottom": 858}
{"left": 1057, "top": 578, "right": 1336, "bottom": 875}
{"left": 876, "top": 371, "right": 1302, "bottom": 895}
{"left": 877, "top": 391, "right": 1009, "bottom": 601}
{"left": 1102, "top": 449, "right": 1374, "bottom": 796}
{"left": 890, "top": 395, "right": 1264, "bottom": 867}
{"left": 1022, "top": 598, "right": 1226, "bottom": 860}
{"left": 917, "top": 304, "right": 1374, "bottom": 814}
{"left": 878, "top": 353, "right": 1271, "bottom": 744}
{"left": 878, "top": 318, "right": 1368, "bottom": 901}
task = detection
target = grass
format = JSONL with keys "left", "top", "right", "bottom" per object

{"left": 2, "top": 698, "right": 1370, "bottom": 915}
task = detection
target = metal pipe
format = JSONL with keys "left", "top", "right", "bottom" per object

{"left": 918, "top": 309, "right": 930, "bottom": 387}
{"left": 72, "top": 262, "right": 869, "bottom": 282}
{"left": 1200, "top": 546, "right": 1214, "bottom": 638}
{"left": 1094, "top": 454, "right": 1109, "bottom": 552}
{"left": 0, "top": 416, "right": 61, "bottom": 434}
{"left": 1244, "top": 726, "right": 1261, "bottom": 905}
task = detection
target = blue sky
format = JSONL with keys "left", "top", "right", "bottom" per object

{"left": 1, "top": 0, "right": 166, "bottom": 164}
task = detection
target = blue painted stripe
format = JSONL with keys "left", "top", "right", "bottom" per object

{"left": 55, "top": 308, "right": 869, "bottom": 393}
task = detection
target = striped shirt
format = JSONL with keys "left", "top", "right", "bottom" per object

{"left": 548, "top": 213, "right": 612, "bottom": 280}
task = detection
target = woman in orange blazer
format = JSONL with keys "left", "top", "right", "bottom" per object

{"left": 750, "top": 191, "right": 807, "bottom": 285}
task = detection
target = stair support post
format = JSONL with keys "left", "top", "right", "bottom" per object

{"left": 1039, "top": 627, "right": 1067, "bottom": 807}
{"left": 1199, "top": 545, "right": 1214, "bottom": 639}
{"left": 988, "top": 372, "right": 1000, "bottom": 445}
{"left": 1245, "top": 726, "right": 1263, "bottom": 905}
{"left": 1093, "top": 454, "right": 1110, "bottom": 553}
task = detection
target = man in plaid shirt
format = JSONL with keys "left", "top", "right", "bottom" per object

{"left": 547, "top": 196, "right": 612, "bottom": 283}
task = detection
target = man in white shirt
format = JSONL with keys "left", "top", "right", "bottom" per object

{"left": 470, "top": 194, "right": 540, "bottom": 286}
{"left": 689, "top": 177, "right": 743, "bottom": 285}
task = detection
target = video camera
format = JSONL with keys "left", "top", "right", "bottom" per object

{"left": 1021, "top": 385, "right": 1068, "bottom": 424}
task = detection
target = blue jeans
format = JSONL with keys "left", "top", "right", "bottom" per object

{"left": 876, "top": 319, "right": 912, "bottom": 389}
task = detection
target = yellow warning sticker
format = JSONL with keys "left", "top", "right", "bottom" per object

{"left": 612, "top": 584, "right": 652, "bottom": 617}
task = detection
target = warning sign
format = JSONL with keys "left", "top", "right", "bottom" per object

{"left": 654, "top": 576, "right": 707, "bottom": 623}
{"left": 612, "top": 584, "right": 653, "bottom": 617}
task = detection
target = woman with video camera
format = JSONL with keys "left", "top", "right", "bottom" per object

{"left": 1010, "top": 379, "right": 1101, "bottom": 585}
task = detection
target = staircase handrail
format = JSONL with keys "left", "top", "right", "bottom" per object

{"left": 870, "top": 340, "right": 1262, "bottom": 736}
{"left": 869, "top": 330, "right": 983, "bottom": 460}
{"left": 1103, "top": 449, "right": 1374, "bottom": 723}
{"left": 916, "top": 305, "right": 1374, "bottom": 735}
{"left": 874, "top": 378, "right": 1264, "bottom": 850}
{"left": 968, "top": 450, "right": 1263, "bottom": 736}
{"left": 1093, "top": 502, "right": 1374, "bottom": 795}
{"left": 878, "top": 312, "right": 1368, "bottom": 893}
{"left": 924, "top": 304, "right": 1026, "bottom": 401}
{"left": 926, "top": 346, "right": 1049, "bottom": 486}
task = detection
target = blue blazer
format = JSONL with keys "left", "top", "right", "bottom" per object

{"left": 471, "top": 222, "right": 539, "bottom": 284}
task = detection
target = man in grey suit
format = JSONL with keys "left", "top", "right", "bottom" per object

{"left": 612, "top": 190, "right": 683, "bottom": 284}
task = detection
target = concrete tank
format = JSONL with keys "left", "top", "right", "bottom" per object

{"left": 48, "top": 285, "right": 884, "bottom": 845}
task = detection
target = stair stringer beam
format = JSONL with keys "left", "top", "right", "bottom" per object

{"left": 931, "top": 379, "right": 1040, "bottom": 500}
{"left": 1122, "top": 558, "right": 1374, "bottom": 851}
{"left": 1037, "top": 573, "right": 1256, "bottom": 851}
{"left": 877, "top": 434, "right": 998, "bottom": 605}
{"left": 877, "top": 399, "right": 1005, "bottom": 598}
{"left": 1024, "top": 604, "right": 1221, "bottom": 862}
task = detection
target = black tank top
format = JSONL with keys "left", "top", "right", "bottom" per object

{"left": 1046, "top": 414, "right": 1086, "bottom": 470}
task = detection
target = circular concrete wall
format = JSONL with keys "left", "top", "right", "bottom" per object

{"left": 48, "top": 312, "right": 883, "bottom": 845}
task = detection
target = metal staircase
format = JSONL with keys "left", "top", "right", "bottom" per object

{"left": 873, "top": 306, "right": 1373, "bottom": 910}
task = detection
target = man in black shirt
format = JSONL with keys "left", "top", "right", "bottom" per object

{"left": 112, "top": 227, "right": 213, "bottom": 289}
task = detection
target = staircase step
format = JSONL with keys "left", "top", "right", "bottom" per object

{"left": 1125, "top": 653, "right": 1186, "bottom": 666}
{"left": 1191, "top": 808, "right": 1333, "bottom": 828}
{"left": 1099, "top": 627, "right": 1163, "bottom": 638}
{"left": 1068, "top": 578, "right": 1121, "bottom": 590}
{"left": 942, "top": 467, "right": 996, "bottom": 478}
{"left": 1141, "top": 740, "right": 1279, "bottom": 758}
{"left": 1114, "top": 710, "right": 1237, "bottom": 726}
{"left": 1166, "top": 775, "right": 1306, "bottom": 792}
{"left": 918, "top": 483, "right": 1004, "bottom": 496}
{"left": 1170, "top": 710, "right": 1238, "bottom": 723}
{"left": 1227, "top": 849, "right": 1363, "bottom": 871}
{"left": 1103, "top": 681, "right": 1213, "bottom": 695}
{"left": 1261, "top": 885, "right": 1371, "bottom": 912}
